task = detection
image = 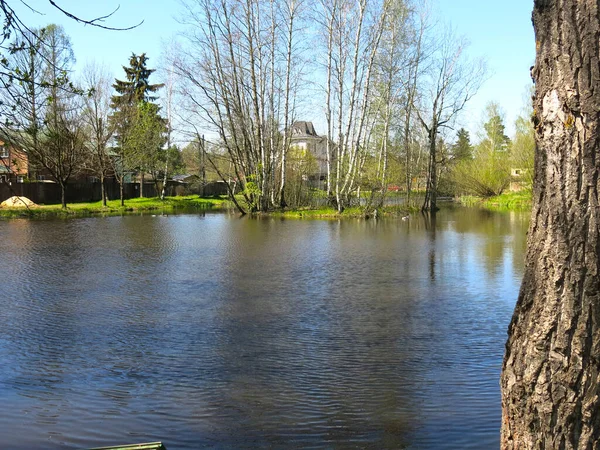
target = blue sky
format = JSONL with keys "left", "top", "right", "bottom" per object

{"left": 16, "top": 0, "right": 535, "bottom": 140}
{"left": 15, "top": 1, "right": 177, "bottom": 74}
{"left": 436, "top": 0, "right": 535, "bottom": 136}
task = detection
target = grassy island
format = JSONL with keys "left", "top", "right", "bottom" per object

{"left": 0, "top": 196, "right": 232, "bottom": 219}
{"left": 459, "top": 190, "right": 532, "bottom": 211}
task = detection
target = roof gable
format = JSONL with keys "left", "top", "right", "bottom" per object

{"left": 291, "top": 121, "right": 318, "bottom": 137}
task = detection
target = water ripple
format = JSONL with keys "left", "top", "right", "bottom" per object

{"left": 0, "top": 210, "right": 529, "bottom": 449}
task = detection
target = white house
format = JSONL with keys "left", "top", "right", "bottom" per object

{"left": 289, "top": 121, "right": 330, "bottom": 179}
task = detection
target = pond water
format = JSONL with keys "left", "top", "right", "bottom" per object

{"left": 0, "top": 207, "right": 529, "bottom": 449}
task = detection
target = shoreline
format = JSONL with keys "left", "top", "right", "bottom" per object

{"left": 0, "top": 192, "right": 532, "bottom": 220}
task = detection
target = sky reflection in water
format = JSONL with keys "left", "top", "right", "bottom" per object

{"left": 0, "top": 208, "right": 529, "bottom": 449}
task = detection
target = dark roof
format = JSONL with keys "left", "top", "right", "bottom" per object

{"left": 172, "top": 174, "right": 199, "bottom": 183}
{"left": 291, "top": 121, "right": 318, "bottom": 137}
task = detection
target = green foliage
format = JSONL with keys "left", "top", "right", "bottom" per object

{"left": 459, "top": 190, "right": 532, "bottom": 211}
{"left": 510, "top": 115, "right": 535, "bottom": 188}
{"left": 450, "top": 102, "right": 512, "bottom": 197}
{"left": 0, "top": 195, "right": 232, "bottom": 219}
{"left": 451, "top": 128, "right": 473, "bottom": 161}
{"left": 111, "top": 53, "right": 163, "bottom": 107}
{"left": 283, "top": 146, "right": 320, "bottom": 209}
{"left": 124, "top": 101, "right": 167, "bottom": 171}
{"left": 165, "top": 145, "right": 185, "bottom": 176}
{"left": 110, "top": 54, "right": 165, "bottom": 170}
{"left": 109, "top": 54, "right": 166, "bottom": 185}
{"left": 478, "top": 102, "right": 511, "bottom": 154}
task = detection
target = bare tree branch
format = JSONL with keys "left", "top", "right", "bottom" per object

{"left": 47, "top": 1, "right": 143, "bottom": 31}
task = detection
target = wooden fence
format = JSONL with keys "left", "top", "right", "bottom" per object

{"left": 0, "top": 180, "right": 231, "bottom": 205}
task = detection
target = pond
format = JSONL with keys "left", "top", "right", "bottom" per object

{"left": 0, "top": 207, "right": 529, "bottom": 449}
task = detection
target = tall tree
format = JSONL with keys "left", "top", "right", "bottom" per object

{"left": 368, "top": 0, "right": 411, "bottom": 210}
{"left": 317, "top": 0, "right": 389, "bottom": 212}
{"left": 451, "top": 128, "right": 473, "bottom": 161}
{"left": 125, "top": 101, "right": 168, "bottom": 194}
{"left": 501, "top": 1, "right": 600, "bottom": 448}
{"left": 510, "top": 114, "right": 534, "bottom": 189}
{"left": 81, "top": 63, "right": 115, "bottom": 206}
{"left": 36, "top": 25, "right": 86, "bottom": 208}
{"left": 3, "top": 24, "right": 85, "bottom": 208}
{"left": 111, "top": 53, "right": 163, "bottom": 107}
{"left": 173, "top": 0, "right": 305, "bottom": 213}
{"left": 110, "top": 53, "right": 165, "bottom": 197}
{"left": 415, "top": 25, "right": 484, "bottom": 212}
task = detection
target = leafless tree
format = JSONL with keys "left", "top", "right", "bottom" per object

{"left": 414, "top": 26, "right": 485, "bottom": 212}
{"left": 81, "top": 63, "right": 115, "bottom": 206}
{"left": 316, "top": 0, "right": 389, "bottom": 211}
{"left": 173, "top": 0, "right": 305, "bottom": 213}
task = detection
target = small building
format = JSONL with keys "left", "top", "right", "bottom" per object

{"left": 509, "top": 167, "right": 530, "bottom": 192}
{"left": 0, "top": 140, "right": 28, "bottom": 183}
{"left": 289, "top": 121, "right": 331, "bottom": 179}
{"left": 172, "top": 174, "right": 201, "bottom": 184}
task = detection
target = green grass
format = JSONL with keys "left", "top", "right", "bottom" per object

{"left": 268, "top": 204, "right": 416, "bottom": 219}
{"left": 0, "top": 193, "right": 420, "bottom": 220}
{"left": 0, "top": 195, "right": 232, "bottom": 219}
{"left": 459, "top": 190, "right": 532, "bottom": 211}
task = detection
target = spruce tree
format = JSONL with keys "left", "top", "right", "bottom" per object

{"left": 111, "top": 53, "right": 163, "bottom": 108}
{"left": 109, "top": 53, "right": 166, "bottom": 199}
{"left": 451, "top": 128, "right": 473, "bottom": 161}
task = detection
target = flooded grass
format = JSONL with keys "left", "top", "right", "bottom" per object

{"left": 0, "top": 195, "right": 232, "bottom": 219}
{"left": 459, "top": 191, "right": 532, "bottom": 211}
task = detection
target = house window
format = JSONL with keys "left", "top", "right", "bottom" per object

{"left": 38, "top": 175, "right": 45, "bottom": 181}
{"left": 16, "top": 176, "right": 24, "bottom": 183}
{"left": 0, "top": 146, "right": 8, "bottom": 158}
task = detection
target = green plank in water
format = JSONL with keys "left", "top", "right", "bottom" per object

{"left": 87, "top": 442, "right": 166, "bottom": 450}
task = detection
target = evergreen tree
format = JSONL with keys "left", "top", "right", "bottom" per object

{"left": 451, "top": 128, "right": 473, "bottom": 161}
{"left": 109, "top": 53, "right": 166, "bottom": 198}
{"left": 111, "top": 53, "right": 163, "bottom": 108}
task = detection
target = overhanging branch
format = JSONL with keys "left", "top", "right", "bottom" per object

{"left": 47, "top": 1, "right": 143, "bottom": 31}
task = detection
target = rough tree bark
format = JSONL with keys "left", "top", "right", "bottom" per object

{"left": 501, "top": 1, "right": 600, "bottom": 448}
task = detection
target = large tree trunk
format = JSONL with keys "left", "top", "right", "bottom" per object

{"left": 501, "top": 1, "right": 600, "bottom": 448}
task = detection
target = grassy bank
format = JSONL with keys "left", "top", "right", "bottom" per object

{"left": 0, "top": 195, "right": 232, "bottom": 219}
{"left": 459, "top": 190, "right": 532, "bottom": 211}
{"left": 269, "top": 204, "right": 418, "bottom": 219}
{"left": 1, "top": 193, "right": 419, "bottom": 220}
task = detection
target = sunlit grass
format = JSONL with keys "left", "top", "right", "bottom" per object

{"left": 269, "top": 204, "right": 415, "bottom": 219}
{"left": 0, "top": 195, "right": 232, "bottom": 219}
{"left": 459, "top": 190, "right": 532, "bottom": 210}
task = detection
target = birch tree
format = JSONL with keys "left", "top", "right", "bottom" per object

{"left": 368, "top": 0, "right": 412, "bottom": 209}
{"left": 174, "top": 0, "right": 305, "bottom": 213}
{"left": 317, "top": 0, "right": 389, "bottom": 211}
